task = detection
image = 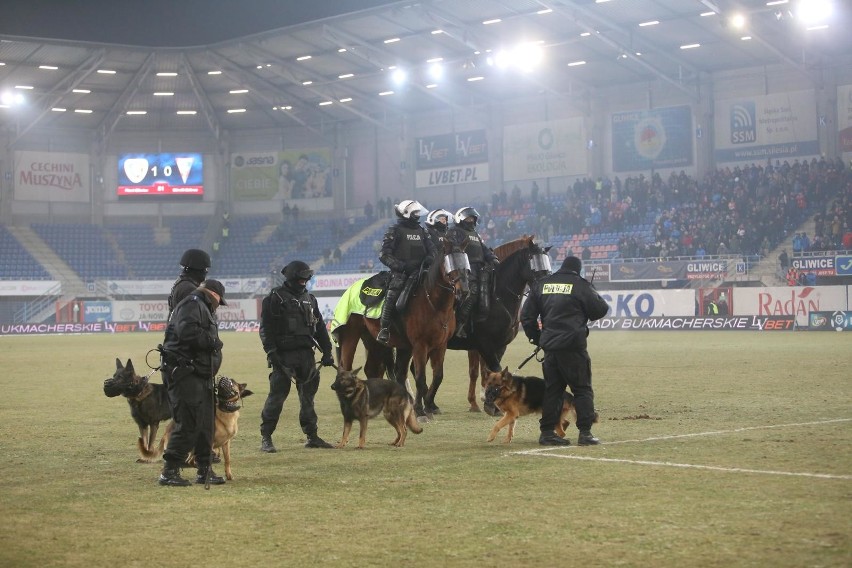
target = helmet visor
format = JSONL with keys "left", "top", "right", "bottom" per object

{"left": 529, "top": 254, "right": 552, "bottom": 277}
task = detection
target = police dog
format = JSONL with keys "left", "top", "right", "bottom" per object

{"left": 103, "top": 358, "right": 172, "bottom": 462}
{"left": 330, "top": 366, "right": 423, "bottom": 449}
{"left": 137, "top": 376, "right": 253, "bottom": 480}
{"left": 483, "top": 367, "right": 577, "bottom": 444}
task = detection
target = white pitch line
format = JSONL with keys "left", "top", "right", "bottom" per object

{"left": 508, "top": 418, "right": 852, "bottom": 480}
{"left": 519, "top": 454, "right": 852, "bottom": 480}
{"left": 514, "top": 418, "right": 852, "bottom": 455}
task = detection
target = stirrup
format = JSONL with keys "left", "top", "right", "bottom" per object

{"left": 376, "top": 328, "right": 390, "bottom": 344}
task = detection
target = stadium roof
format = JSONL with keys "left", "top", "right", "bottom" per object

{"left": 1, "top": 0, "right": 850, "bottom": 145}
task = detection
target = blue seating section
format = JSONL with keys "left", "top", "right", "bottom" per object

{"left": 323, "top": 225, "right": 386, "bottom": 273}
{"left": 107, "top": 217, "right": 207, "bottom": 279}
{"left": 31, "top": 223, "right": 128, "bottom": 280}
{"left": 0, "top": 226, "right": 51, "bottom": 280}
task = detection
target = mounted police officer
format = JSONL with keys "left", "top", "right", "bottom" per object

{"left": 425, "top": 208, "right": 452, "bottom": 249}
{"left": 447, "top": 206, "right": 498, "bottom": 338}
{"left": 167, "top": 249, "right": 211, "bottom": 321}
{"left": 376, "top": 199, "right": 436, "bottom": 345}
{"left": 158, "top": 279, "right": 227, "bottom": 486}
{"left": 259, "top": 260, "right": 335, "bottom": 452}
{"left": 521, "top": 256, "right": 609, "bottom": 446}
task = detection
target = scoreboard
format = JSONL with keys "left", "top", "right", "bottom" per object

{"left": 117, "top": 153, "right": 203, "bottom": 196}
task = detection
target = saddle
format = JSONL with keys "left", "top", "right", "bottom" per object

{"left": 359, "top": 271, "right": 391, "bottom": 307}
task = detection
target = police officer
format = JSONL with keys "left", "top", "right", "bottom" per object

{"left": 158, "top": 279, "right": 227, "bottom": 486}
{"left": 376, "top": 200, "right": 436, "bottom": 345}
{"left": 167, "top": 249, "right": 211, "bottom": 321}
{"left": 425, "top": 208, "right": 452, "bottom": 249}
{"left": 520, "top": 256, "right": 609, "bottom": 446}
{"left": 447, "top": 206, "right": 498, "bottom": 338}
{"left": 259, "top": 260, "right": 335, "bottom": 452}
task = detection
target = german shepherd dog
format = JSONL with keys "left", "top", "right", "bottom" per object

{"left": 103, "top": 358, "right": 172, "bottom": 462}
{"left": 330, "top": 366, "right": 423, "bottom": 449}
{"left": 137, "top": 377, "right": 253, "bottom": 480}
{"left": 483, "top": 367, "right": 578, "bottom": 444}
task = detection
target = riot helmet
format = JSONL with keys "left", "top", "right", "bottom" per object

{"left": 454, "top": 206, "right": 480, "bottom": 227}
{"left": 282, "top": 260, "right": 314, "bottom": 282}
{"left": 395, "top": 199, "right": 425, "bottom": 222}
{"left": 426, "top": 208, "right": 452, "bottom": 227}
{"left": 180, "top": 249, "right": 211, "bottom": 272}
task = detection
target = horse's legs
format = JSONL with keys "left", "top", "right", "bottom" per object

{"left": 481, "top": 348, "right": 505, "bottom": 418}
{"left": 466, "top": 351, "right": 481, "bottom": 412}
{"left": 391, "top": 348, "right": 412, "bottom": 390}
{"left": 424, "top": 349, "right": 446, "bottom": 415}
{"left": 411, "top": 347, "right": 429, "bottom": 419}
{"left": 337, "top": 322, "right": 359, "bottom": 370}
{"left": 363, "top": 342, "right": 387, "bottom": 378}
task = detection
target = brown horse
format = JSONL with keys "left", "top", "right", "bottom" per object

{"left": 454, "top": 236, "right": 552, "bottom": 413}
{"left": 334, "top": 238, "right": 470, "bottom": 418}
{"left": 392, "top": 236, "right": 552, "bottom": 414}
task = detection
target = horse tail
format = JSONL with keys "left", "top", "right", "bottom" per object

{"left": 136, "top": 422, "right": 171, "bottom": 461}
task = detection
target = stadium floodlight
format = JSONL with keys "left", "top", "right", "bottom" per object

{"left": 796, "top": 0, "right": 832, "bottom": 24}
{"left": 730, "top": 13, "right": 747, "bottom": 29}
{"left": 428, "top": 62, "right": 444, "bottom": 81}
{"left": 391, "top": 68, "right": 408, "bottom": 86}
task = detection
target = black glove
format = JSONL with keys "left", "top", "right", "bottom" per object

{"left": 528, "top": 332, "right": 540, "bottom": 347}
{"left": 321, "top": 352, "right": 335, "bottom": 367}
{"left": 212, "top": 337, "right": 224, "bottom": 352}
{"left": 268, "top": 352, "right": 284, "bottom": 370}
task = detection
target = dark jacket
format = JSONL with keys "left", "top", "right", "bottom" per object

{"left": 427, "top": 225, "right": 448, "bottom": 249}
{"left": 167, "top": 273, "right": 203, "bottom": 320}
{"left": 447, "top": 224, "right": 497, "bottom": 266}
{"left": 162, "top": 292, "right": 222, "bottom": 377}
{"left": 379, "top": 218, "right": 436, "bottom": 273}
{"left": 259, "top": 281, "right": 333, "bottom": 355}
{"left": 521, "top": 267, "right": 609, "bottom": 352}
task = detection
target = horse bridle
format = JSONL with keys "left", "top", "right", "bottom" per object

{"left": 499, "top": 248, "right": 551, "bottom": 301}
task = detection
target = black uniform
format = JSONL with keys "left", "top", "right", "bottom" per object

{"left": 259, "top": 280, "right": 334, "bottom": 441}
{"left": 447, "top": 222, "right": 498, "bottom": 331}
{"left": 377, "top": 218, "right": 436, "bottom": 339}
{"left": 427, "top": 224, "right": 448, "bottom": 249}
{"left": 160, "top": 290, "right": 223, "bottom": 475}
{"left": 521, "top": 257, "right": 609, "bottom": 439}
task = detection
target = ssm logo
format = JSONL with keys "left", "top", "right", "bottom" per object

{"left": 730, "top": 101, "right": 756, "bottom": 144}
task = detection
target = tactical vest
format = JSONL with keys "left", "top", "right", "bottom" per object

{"left": 394, "top": 224, "right": 428, "bottom": 263}
{"left": 268, "top": 285, "right": 318, "bottom": 350}
{"left": 428, "top": 227, "right": 446, "bottom": 248}
{"left": 452, "top": 227, "right": 485, "bottom": 264}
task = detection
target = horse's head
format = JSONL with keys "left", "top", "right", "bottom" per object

{"left": 495, "top": 235, "right": 553, "bottom": 291}
{"left": 435, "top": 237, "right": 470, "bottom": 300}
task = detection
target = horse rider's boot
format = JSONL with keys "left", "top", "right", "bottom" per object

{"left": 195, "top": 465, "right": 226, "bottom": 484}
{"left": 377, "top": 288, "right": 399, "bottom": 345}
{"left": 578, "top": 430, "right": 601, "bottom": 446}
{"left": 158, "top": 463, "right": 192, "bottom": 487}
{"left": 455, "top": 296, "right": 475, "bottom": 339}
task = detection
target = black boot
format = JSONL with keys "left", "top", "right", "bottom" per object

{"left": 305, "top": 433, "right": 333, "bottom": 448}
{"left": 578, "top": 430, "right": 601, "bottom": 446}
{"left": 376, "top": 288, "right": 399, "bottom": 345}
{"left": 260, "top": 434, "right": 277, "bottom": 453}
{"left": 195, "top": 465, "right": 226, "bottom": 485}
{"left": 539, "top": 432, "right": 570, "bottom": 446}
{"left": 158, "top": 464, "right": 191, "bottom": 487}
{"left": 476, "top": 270, "right": 492, "bottom": 322}
{"left": 455, "top": 297, "right": 474, "bottom": 339}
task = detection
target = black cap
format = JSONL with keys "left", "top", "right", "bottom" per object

{"left": 560, "top": 256, "right": 582, "bottom": 274}
{"left": 199, "top": 279, "right": 227, "bottom": 305}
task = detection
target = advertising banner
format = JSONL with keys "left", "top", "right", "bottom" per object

{"left": 837, "top": 84, "right": 852, "bottom": 154}
{"left": 714, "top": 90, "right": 818, "bottom": 163}
{"left": 808, "top": 310, "right": 852, "bottom": 331}
{"left": 611, "top": 105, "right": 693, "bottom": 172}
{"left": 609, "top": 260, "right": 728, "bottom": 282}
{"left": 591, "top": 315, "right": 794, "bottom": 331}
{"left": 598, "top": 289, "right": 696, "bottom": 317}
{"left": 0, "top": 280, "right": 61, "bottom": 296}
{"left": 503, "top": 118, "right": 586, "bottom": 181}
{"left": 84, "top": 301, "right": 112, "bottom": 322}
{"left": 112, "top": 299, "right": 258, "bottom": 322}
{"left": 231, "top": 149, "right": 332, "bottom": 201}
{"left": 732, "top": 285, "right": 848, "bottom": 326}
{"left": 415, "top": 129, "right": 489, "bottom": 188}
{"left": 14, "top": 151, "right": 90, "bottom": 202}
{"left": 835, "top": 255, "right": 852, "bottom": 276}
{"left": 791, "top": 256, "right": 836, "bottom": 276}
{"left": 310, "top": 272, "right": 369, "bottom": 293}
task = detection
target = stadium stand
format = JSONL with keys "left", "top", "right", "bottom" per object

{"left": 0, "top": 225, "right": 52, "bottom": 280}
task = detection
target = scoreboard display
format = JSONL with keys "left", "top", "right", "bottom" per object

{"left": 117, "top": 153, "right": 203, "bottom": 196}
